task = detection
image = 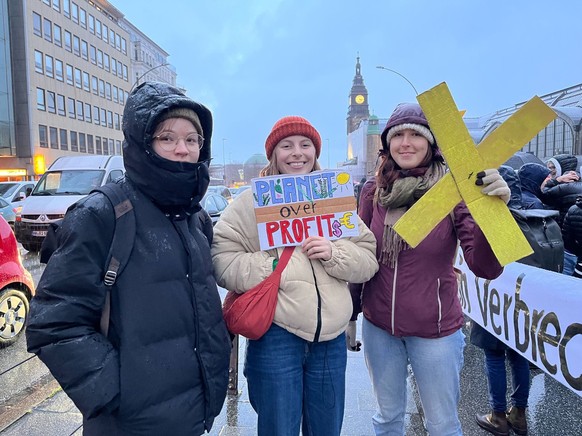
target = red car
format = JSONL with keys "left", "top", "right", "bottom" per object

{"left": 0, "top": 216, "right": 35, "bottom": 347}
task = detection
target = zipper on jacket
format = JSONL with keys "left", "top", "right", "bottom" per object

{"left": 436, "top": 278, "right": 442, "bottom": 335}
{"left": 391, "top": 259, "right": 398, "bottom": 334}
{"left": 310, "top": 261, "right": 322, "bottom": 343}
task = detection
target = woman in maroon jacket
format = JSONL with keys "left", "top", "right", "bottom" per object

{"left": 352, "top": 103, "right": 508, "bottom": 435}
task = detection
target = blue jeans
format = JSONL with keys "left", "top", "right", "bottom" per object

{"left": 563, "top": 249, "right": 577, "bottom": 276}
{"left": 363, "top": 317, "right": 465, "bottom": 436}
{"left": 483, "top": 348, "right": 530, "bottom": 412}
{"left": 244, "top": 324, "right": 347, "bottom": 436}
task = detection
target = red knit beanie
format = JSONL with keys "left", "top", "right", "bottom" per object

{"left": 265, "top": 116, "right": 322, "bottom": 159}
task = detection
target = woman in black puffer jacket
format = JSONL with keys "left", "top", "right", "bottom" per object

{"left": 562, "top": 195, "right": 582, "bottom": 278}
{"left": 27, "top": 82, "right": 231, "bottom": 435}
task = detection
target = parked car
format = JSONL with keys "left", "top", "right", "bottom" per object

{"left": 0, "top": 216, "right": 35, "bottom": 348}
{"left": 0, "top": 197, "right": 18, "bottom": 229}
{"left": 201, "top": 193, "right": 229, "bottom": 225}
{"left": 232, "top": 185, "right": 251, "bottom": 198}
{"left": 0, "top": 181, "right": 36, "bottom": 225}
{"left": 206, "top": 185, "right": 233, "bottom": 203}
{"left": 14, "top": 155, "right": 125, "bottom": 252}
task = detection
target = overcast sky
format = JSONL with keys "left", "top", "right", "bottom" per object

{"left": 114, "top": 0, "right": 582, "bottom": 166}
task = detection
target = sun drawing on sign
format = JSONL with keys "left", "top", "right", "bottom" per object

{"left": 333, "top": 172, "right": 352, "bottom": 193}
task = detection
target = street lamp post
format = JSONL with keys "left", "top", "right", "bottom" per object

{"left": 131, "top": 62, "right": 170, "bottom": 92}
{"left": 222, "top": 138, "right": 227, "bottom": 182}
{"left": 376, "top": 66, "right": 418, "bottom": 96}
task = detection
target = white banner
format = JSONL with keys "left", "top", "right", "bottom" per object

{"left": 457, "top": 253, "right": 582, "bottom": 397}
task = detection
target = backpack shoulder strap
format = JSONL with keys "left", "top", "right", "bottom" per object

{"left": 91, "top": 183, "right": 136, "bottom": 287}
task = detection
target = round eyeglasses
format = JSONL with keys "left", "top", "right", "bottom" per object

{"left": 153, "top": 133, "right": 204, "bottom": 152}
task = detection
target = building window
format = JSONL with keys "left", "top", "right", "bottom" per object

{"left": 63, "top": 0, "right": 70, "bottom": 18}
{"left": 45, "top": 55, "right": 54, "bottom": 78}
{"left": 39, "top": 125, "right": 49, "bottom": 148}
{"left": 90, "top": 45, "right": 96, "bottom": 64}
{"left": 102, "top": 24, "right": 108, "bottom": 43}
{"left": 85, "top": 103, "right": 92, "bottom": 123}
{"left": 50, "top": 127, "right": 59, "bottom": 149}
{"left": 121, "top": 38, "right": 127, "bottom": 55}
{"left": 114, "top": 113, "right": 120, "bottom": 130}
{"left": 43, "top": 18, "right": 52, "bottom": 42}
{"left": 91, "top": 76, "right": 98, "bottom": 95}
{"left": 102, "top": 137, "right": 109, "bottom": 155}
{"left": 33, "top": 13, "right": 42, "bottom": 37}
{"left": 52, "top": 0, "right": 61, "bottom": 12}
{"left": 116, "top": 140, "right": 122, "bottom": 155}
{"left": 70, "top": 131, "right": 78, "bottom": 151}
{"left": 115, "top": 34, "right": 121, "bottom": 51}
{"left": 57, "top": 94, "right": 66, "bottom": 116}
{"left": 98, "top": 79, "right": 105, "bottom": 97}
{"left": 81, "top": 40, "right": 88, "bottom": 60}
{"left": 73, "top": 35, "right": 80, "bottom": 56}
{"left": 54, "top": 59, "right": 63, "bottom": 81}
{"left": 93, "top": 106, "right": 100, "bottom": 124}
{"left": 104, "top": 53, "right": 110, "bottom": 72}
{"left": 122, "top": 64, "right": 128, "bottom": 81}
{"left": 87, "top": 135, "right": 94, "bottom": 153}
{"left": 76, "top": 100, "right": 84, "bottom": 121}
{"left": 37, "top": 88, "right": 46, "bottom": 111}
{"left": 67, "top": 97, "right": 75, "bottom": 118}
{"left": 109, "top": 139, "right": 115, "bottom": 156}
{"left": 88, "top": 14, "right": 95, "bottom": 33}
{"left": 79, "top": 133, "right": 86, "bottom": 153}
{"left": 105, "top": 82, "right": 111, "bottom": 100}
{"left": 64, "top": 30, "right": 72, "bottom": 52}
{"left": 79, "top": 8, "right": 86, "bottom": 28}
{"left": 107, "top": 110, "right": 113, "bottom": 128}
{"left": 100, "top": 108, "right": 106, "bottom": 127}
{"left": 35, "top": 50, "right": 44, "bottom": 73}
{"left": 53, "top": 24, "right": 62, "bottom": 46}
{"left": 66, "top": 64, "right": 73, "bottom": 85}
{"left": 97, "top": 49, "right": 103, "bottom": 68}
{"left": 71, "top": 2, "right": 79, "bottom": 23}
{"left": 47, "top": 91, "right": 56, "bottom": 113}
{"left": 74, "top": 68, "right": 82, "bottom": 88}
{"left": 113, "top": 86, "right": 118, "bottom": 103}
{"left": 42, "top": 0, "right": 50, "bottom": 6}
{"left": 95, "top": 19, "right": 102, "bottom": 38}
{"left": 96, "top": 137, "right": 102, "bottom": 154}
{"left": 60, "top": 128, "right": 68, "bottom": 150}
{"left": 119, "top": 90, "right": 125, "bottom": 105}
{"left": 111, "top": 58, "right": 117, "bottom": 76}
{"left": 82, "top": 71, "right": 90, "bottom": 91}
{"left": 109, "top": 29, "right": 115, "bottom": 47}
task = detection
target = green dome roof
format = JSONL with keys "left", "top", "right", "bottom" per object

{"left": 245, "top": 153, "right": 268, "bottom": 165}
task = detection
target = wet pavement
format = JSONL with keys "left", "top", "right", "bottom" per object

{"left": 2, "top": 318, "right": 581, "bottom": 435}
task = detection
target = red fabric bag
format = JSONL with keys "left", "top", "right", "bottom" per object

{"left": 222, "top": 246, "right": 294, "bottom": 340}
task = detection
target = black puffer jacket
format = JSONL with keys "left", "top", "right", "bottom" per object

{"left": 563, "top": 196, "right": 582, "bottom": 257}
{"left": 542, "top": 178, "right": 582, "bottom": 226}
{"left": 27, "top": 82, "right": 231, "bottom": 435}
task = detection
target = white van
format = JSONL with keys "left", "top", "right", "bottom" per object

{"left": 14, "top": 155, "right": 124, "bottom": 252}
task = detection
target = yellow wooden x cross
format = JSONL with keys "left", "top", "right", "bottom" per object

{"left": 392, "top": 82, "right": 557, "bottom": 266}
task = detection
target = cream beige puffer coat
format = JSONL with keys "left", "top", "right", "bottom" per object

{"left": 211, "top": 189, "right": 379, "bottom": 342}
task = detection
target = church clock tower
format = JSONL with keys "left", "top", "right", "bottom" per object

{"left": 347, "top": 56, "right": 370, "bottom": 134}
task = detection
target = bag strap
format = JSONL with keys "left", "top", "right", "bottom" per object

{"left": 91, "top": 183, "right": 136, "bottom": 287}
{"left": 274, "top": 246, "right": 295, "bottom": 273}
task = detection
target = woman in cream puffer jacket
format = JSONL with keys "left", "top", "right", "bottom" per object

{"left": 211, "top": 115, "right": 378, "bottom": 436}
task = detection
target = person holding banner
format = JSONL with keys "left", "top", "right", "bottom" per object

{"left": 352, "top": 103, "right": 508, "bottom": 435}
{"left": 211, "top": 115, "right": 379, "bottom": 435}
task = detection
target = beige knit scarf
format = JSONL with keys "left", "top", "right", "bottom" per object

{"left": 375, "top": 161, "right": 446, "bottom": 266}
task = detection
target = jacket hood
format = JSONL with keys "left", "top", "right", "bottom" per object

{"left": 380, "top": 103, "right": 443, "bottom": 162}
{"left": 122, "top": 82, "right": 212, "bottom": 208}
{"left": 499, "top": 165, "right": 522, "bottom": 209}
{"left": 518, "top": 163, "right": 550, "bottom": 196}
{"left": 548, "top": 154, "right": 578, "bottom": 176}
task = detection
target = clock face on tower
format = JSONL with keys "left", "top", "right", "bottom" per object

{"left": 355, "top": 94, "right": 365, "bottom": 104}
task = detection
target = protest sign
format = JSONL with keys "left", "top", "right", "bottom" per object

{"left": 251, "top": 170, "right": 359, "bottom": 250}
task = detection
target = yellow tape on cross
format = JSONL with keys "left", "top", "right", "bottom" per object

{"left": 392, "top": 82, "right": 557, "bottom": 266}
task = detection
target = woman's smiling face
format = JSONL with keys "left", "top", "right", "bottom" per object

{"left": 274, "top": 135, "right": 317, "bottom": 175}
{"left": 389, "top": 128, "right": 430, "bottom": 169}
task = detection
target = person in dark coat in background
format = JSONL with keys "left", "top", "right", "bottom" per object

{"left": 26, "top": 82, "right": 231, "bottom": 436}
{"left": 562, "top": 195, "right": 582, "bottom": 278}
{"left": 472, "top": 165, "right": 534, "bottom": 436}
{"left": 541, "top": 153, "right": 582, "bottom": 275}
{"left": 517, "top": 163, "right": 551, "bottom": 209}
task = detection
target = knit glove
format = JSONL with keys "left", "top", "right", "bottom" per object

{"left": 476, "top": 169, "right": 510, "bottom": 204}
{"left": 345, "top": 321, "right": 361, "bottom": 352}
